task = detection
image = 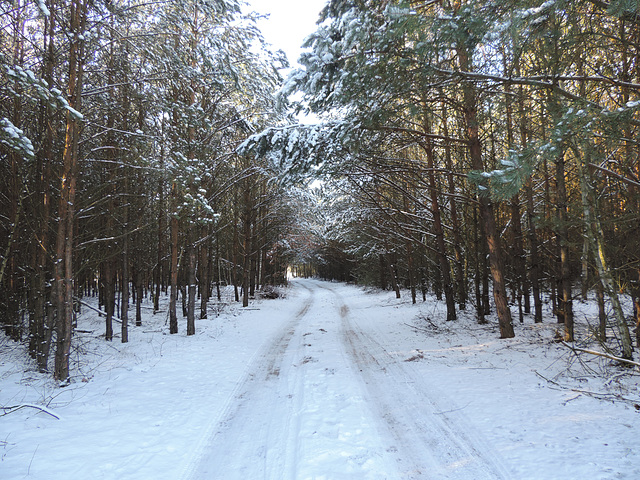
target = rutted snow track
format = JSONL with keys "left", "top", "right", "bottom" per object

{"left": 180, "top": 283, "right": 315, "bottom": 480}
{"left": 182, "top": 279, "right": 509, "bottom": 479}
{"left": 322, "top": 282, "right": 511, "bottom": 479}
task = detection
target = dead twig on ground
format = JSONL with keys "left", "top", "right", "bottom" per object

{"left": 1, "top": 404, "right": 61, "bottom": 419}
{"left": 535, "top": 370, "right": 638, "bottom": 406}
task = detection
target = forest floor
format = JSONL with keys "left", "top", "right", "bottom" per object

{"left": 1, "top": 278, "right": 639, "bottom": 479}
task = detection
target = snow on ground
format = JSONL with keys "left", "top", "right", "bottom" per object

{"left": 1, "top": 279, "right": 639, "bottom": 479}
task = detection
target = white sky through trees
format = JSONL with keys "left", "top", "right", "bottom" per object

{"left": 246, "top": 0, "right": 328, "bottom": 68}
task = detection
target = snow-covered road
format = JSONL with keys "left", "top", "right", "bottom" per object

{"left": 3, "top": 278, "right": 639, "bottom": 479}
{"left": 182, "top": 279, "right": 509, "bottom": 479}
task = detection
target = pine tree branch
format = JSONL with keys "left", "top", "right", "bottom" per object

{"left": 588, "top": 163, "right": 640, "bottom": 190}
{"left": 585, "top": 0, "right": 640, "bottom": 25}
{"left": 431, "top": 67, "right": 640, "bottom": 118}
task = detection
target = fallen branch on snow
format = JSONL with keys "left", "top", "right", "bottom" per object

{"left": 535, "top": 371, "right": 638, "bottom": 406}
{"left": 560, "top": 342, "right": 640, "bottom": 368}
{"left": 75, "top": 298, "right": 128, "bottom": 325}
{"left": 1, "top": 403, "right": 61, "bottom": 419}
{"left": 404, "top": 322, "right": 433, "bottom": 334}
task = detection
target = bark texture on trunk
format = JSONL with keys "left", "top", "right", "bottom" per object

{"left": 54, "top": 0, "right": 87, "bottom": 381}
{"left": 457, "top": 43, "right": 514, "bottom": 338}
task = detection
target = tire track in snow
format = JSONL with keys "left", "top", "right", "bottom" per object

{"left": 180, "top": 283, "right": 314, "bottom": 480}
{"left": 319, "top": 283, "right": 511, "bottom": 479}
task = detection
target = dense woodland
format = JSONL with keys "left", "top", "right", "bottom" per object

{"left": 243, "top": 0, "right": 640, "bottom": 358}
{"left": 0, "top": 0, "right": 302, "bottom": 380}
{"left": 2, "top": 0, "right": 640, "bottom": 381}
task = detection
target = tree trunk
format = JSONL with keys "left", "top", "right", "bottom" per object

{"left": 511, "top": 195, "right": 526, "bottom": 323}
{"left": 30, "top": 0, "right": 57, "bottom": 370}
{"left": 595, "top": 274, "right": 606, "bottom": 341}
{"left": 187, "top": 242, "right": 196, "bottom": 335}
{"left": 104, "top": 262, "right": 115, "bottom": 341}
{"left": 516, "top": 62, "right": 543, "bottom": 324}
{"left": 134, "top": 265, "right": 143, "bottom": 327}
{"left": 385, "top": 250, "right": 401, "bottom": 299}
{"left": 4, "top": 0, "right": 26, "bottom": 342}
{"left": 555, "top": 149, "right": 574, "bottom": 341}
{"left": 154, "top": 133, "right": 165, "bottom": 314}
{"left": 525, "top": 178, "right": 543, "bottom": 323}
{"left": 442, "top": 100, "right": 466, "bottom": 310}
{"left": 504, "top": 72, "right": 527, "bottom": 323}
{"left": 473, "top": 207, "right": 485, "bottom": 324}
{"left": 232, "top": 221, "right": 240, "bottom": 303}
{"left": 169, "top": 183, "right": 179, "bottom": 334}
{"left": 121, "top": 187, "right": 129, "bottom": 344}
{"left": 379, "top": 253, "right": 387, "bottom": 290}
{"left": 406, "top": 238, "right": 416, "bottom": 304}
{"left": 54, "top": 0, "right": 87, "bottom": 381}
{"left": 457, "top": 43, "right": 514, "bottom": 338}
{"left": 242, "top": 179, "right": 252, "bottom": 307}
{"left": 422, "top": 121, "right": 456, "bottom": 320}
{"left": 578, "top": 158, "right": 633, "bottom": 358}
{"left": 200, "top": 227, "right": 209, "bottom": 319}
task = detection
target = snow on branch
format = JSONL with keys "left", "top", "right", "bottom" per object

{"left": 0, "top": 117, "right": 35, "bottom": 159}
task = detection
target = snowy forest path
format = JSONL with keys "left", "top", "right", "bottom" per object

{"left": 319, "top": 282, "right": 512, "bottom": 479}
{"left": 181, "top": 279, "right": 510, "bottom": 479}
{"left": 180, "top": 281, "right": 316, "bottom": 480}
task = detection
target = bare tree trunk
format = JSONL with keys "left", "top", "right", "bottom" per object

{"left": 511, "top": 195, "right": 526, "bottom": 323}
{"left": 215, "top": 229, "right": 222, "bottom": 302}
{"left": 169, "top": 183, "right": 179, "bottom": 334}
{"left": 134, "top": 265, "right": 143, "bottom": 327}
{"left": 187, "top": 242, "right": 196, "bottom": 335}
{"left": 555, "top": 149, "right": 574, "bottom": 341}
{"left": 242, "top": 195, "right": 251, "bottom": 308}
{"left": 34, "top": 0, "right": 56, "bottom": 369}
{"left": 405, "top": 235, "right": 417, "bottom": 304}
{"left": 578, "top": 157, "right": 633, "bottom": 358}
{"left": 104, "top": 262, "right": 115, "bottom": 341}
{"left": 504, "top": 73, "right": 527, "bottom": 323}
{"left": 422, "top": 116, "right": 456, "bottom": 320}
{"left": 154, "top": 128, "right": 165, "bottom": 314}
{"left": 634, "top": 269, "right": 640, "bottom": 349}
{"left": 200, "top": 227, "right": 209, "bottom": 319}
{"left": 54, "top": 0, "right": 87, "bottom": 381}
{"left": 232, "top": 220, "right": 240, "bottom": 303}
{"left": 121, "top": 234, "right": 129, "bottom": 343}
{"left": 4, "top": 0, "right": 26, "bottom": 342}
{"left": 595, "top": 273, "right": 606, "bottom": 341}
{"left": 473, "top": 207, "right": 485, "bottom": 324}
{"left": 525, "top": 178, "right": 543, "bottom": 323}
{"left": 249, "top": 217, "right": 257, "bottom": 298}
{"left": 120, "top": 46, "right": 132, "bottom": 342}
{"left": 457, "top": 43, "right": 514, "bottom": 338}
{"left": 385, "top": 249, "right": 401, "bottom": 299}
{"left": 442, "top": 100, "right": 466, "bottom": 310}
{"left": 379, "top": 253, "right": 387, "bottom": 290}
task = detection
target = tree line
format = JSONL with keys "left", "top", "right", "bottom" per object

{"left": 0, "top": 0, "right": 297, "bottom": 381}
{"left": 4, "top": 0, "right": 640, "bottom": 379}
{"left": 242, "top": 0, "right": 640, "bottom": 360}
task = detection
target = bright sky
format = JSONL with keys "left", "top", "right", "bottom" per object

{"left": 246, "top": 0, "right": 329, "bottom": 68}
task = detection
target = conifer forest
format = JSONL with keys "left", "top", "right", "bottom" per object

{"left": 2, "top": 0, "right": 640, "bottom": 381}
